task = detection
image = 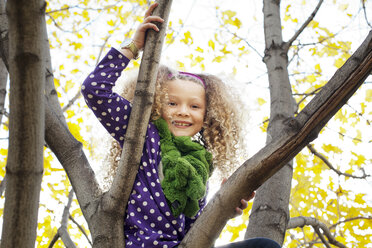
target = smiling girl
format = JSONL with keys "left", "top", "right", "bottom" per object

{"left": 81, "top": 3, "right": 281, "bottom": 248}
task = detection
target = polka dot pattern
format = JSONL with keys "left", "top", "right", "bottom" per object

{"left": 82, "top": 48, "right": 206, "bottom": 248}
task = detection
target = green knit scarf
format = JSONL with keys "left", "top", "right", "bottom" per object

{"left": 153, "top": 118, "right": 213, "bottom": 218}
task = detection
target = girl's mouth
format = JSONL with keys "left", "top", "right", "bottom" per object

{"left": 172, "top": 121, "right": 192, "bottom": 127}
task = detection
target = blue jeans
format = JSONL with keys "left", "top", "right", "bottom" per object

{"left": 214, "top": 238, "right": 281, "bottom": 248}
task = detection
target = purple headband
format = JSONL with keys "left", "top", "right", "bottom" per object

{"left": 168, "top": 71, "right": 206, "bottom": 89}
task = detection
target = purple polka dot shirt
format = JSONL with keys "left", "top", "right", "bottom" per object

{"left": 81, "top": 48, "right": 206, "bottom": 248}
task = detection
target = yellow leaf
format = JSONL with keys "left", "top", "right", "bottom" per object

{"left": 338, "top": 3, "right": 348, "bottom": 11}
{"left": 68, "top": 122, "right": 85, "bottom": 145}
{"left": 208, "top": 39, "right": 215, "bottom": 50}
{"left": 339, "top": 126, "right": 346, "bottom": 140}
{"left": 176, "top": 61, "right": 185, "bottom": 70}
{"left": 70, "top": 68, "right": 80, "bottom": 74}
{"left": 354, "top": 193, "right": 365, "bottom": 204}
{"left": 352, "top": 130, "right": 362, "bottom": 145}
{"left": 65, "top": 80, "right": 75, "bottom": 92}
{"left": 166, "top": 32, "right": 174, "bottom": 44}
{"left": 306, "top": 75, "right": 316, "bottom": 83}
{"left": 195, "top": 47, "right": 204, "bottom": 53}
{"left": 222, "top": 10, "right": 236, "bottom": 19}
{"left": 195, "top": 56, "right": 204, "bottom": 63}
{"left": 315, "top": 64, "right": 322, "bottom": 73}
{"left": 54, "top": 78, "right": 60, "bottom": 87}
{"left": 257, "top": 98, "right": 266, "bottom": 106}
{"left": 66, "top": 109, "right": 75, "bottom": 119}
{"left": 334, "top": 58, "right": 345, "bottom": 68}
{"left": 366, "top": 89, "right": 372, "bottom": 102}
{"left": 322, "top": 144, "right": 342, "bottom": 154}
{"left": 180, "top": 31, "right": 193, "bottom": 45}
{"left": 107, "top": 19, "right": 116, "bottom": 26}
{"left": 212, "top": 56, "right": 224, "bottom": 63}
{"left": 334, "top": 109, "right": 347, "bottom": 123}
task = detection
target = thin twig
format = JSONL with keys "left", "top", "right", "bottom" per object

{"left": 48, "top": 233, "right": 61, "bottom": 248}
{"left": 288, "top": 216, "right": 347, "bottom": 248}
{"left": 307, "top": 144, "right": 369, "bottom": 179}
{"left": 62, "top": 91, "right": 81, "bottom": 112}
{"left": 329, "top": 216, "right": 372, "bottom": 230}
{"left": 69, "top": 214, "right": 92, "bottom": 246}
{"left": 314, "top": 227, "right": 332, "bottom": 248}
{"left": 285, "top": 0, "right": 324, "bottom": 51}
{"left": 362, "top": 0, "right": 372, "bottom": 28}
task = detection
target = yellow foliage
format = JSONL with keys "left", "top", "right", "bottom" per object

{"left": 64, "top": 79, "right": 75, "bottom": 92}
{"left": 334, "top": 109, "right": 348, "bottom": 123}
{"left": 212, "top": 56, "right": 225, "bottom": 63}
{"left": 306, "top": 75, "right": 316, "bottom": 83}
{"left": 366, "top": 89, "right": 372, "bottom": 102}
{"left": 352, "top": 129, "right": 362, "bottom": 145}
{"left": 0, "top": 148, "right": 7, "bottom": 178}
{"left": 259, "top": 117, "right": 269, "bottom": 132}
{"left": 67, "top": 122, "right": 86, "bottom": 146}
{"left": 222, "top": 10, "right": 236, "bottom": 19}
{"left": 338, "top": 4, "right": 349, "bottom": 11}
{"left": 257, "top": 97, "right": 266, "bottom": 106}
{"left": 166, "top": 32, "right": 174, "bottom": 44}
{"left": 195, "top": 47, "right": 204, "bottom": 53}
{"left": 208, "top": 39, "right": 215, "bottom": 50}
{"left": 180, "top": 31, "right": 193, "bottom": 45}
{"left": 321, "top": 143, "right": 342, "bottom": 154}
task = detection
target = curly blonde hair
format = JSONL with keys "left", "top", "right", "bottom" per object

{"left": 105, "top": 65, "right": 247, "bottom": 182}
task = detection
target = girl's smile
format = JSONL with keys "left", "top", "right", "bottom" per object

{"left": 161, "top": 79, "right": 206, "bottom": 137}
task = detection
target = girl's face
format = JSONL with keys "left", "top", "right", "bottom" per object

{"left": 161, "top": 79, "right": 206, "bottom": 137}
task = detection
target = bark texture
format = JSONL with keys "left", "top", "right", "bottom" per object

{"left": 47, "top": 1, "right": 173, "bottom": 247}
{"left": 246, "top": 0, "right": 294, "bottom": 243}
{"left": 1, "top": 0, "right": 46, "bottom": 247}
{"left": 179, "top": 31, "right": 372, "bottom": 248}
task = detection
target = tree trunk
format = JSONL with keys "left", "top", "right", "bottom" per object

{"left": 0, "top": 0, "right": 8, "bottom": 127}
{"left": 1, "top": 0, "right": 46, "bottom": 247}
{"left": 245, "top": 0, "right": 293, "bottom": 244}
{"left": 0, "top": 58, "right": 7, "bottom": 127}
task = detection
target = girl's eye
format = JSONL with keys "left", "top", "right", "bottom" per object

{"left": 191, "top": 105, "right": 199, "bottom": 109}
{"left": 168, "top": 102, "right": 176, "bottom": 106}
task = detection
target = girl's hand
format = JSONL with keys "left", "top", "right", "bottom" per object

{"left": 221, "top": 178, "right": 255, "bottom": 216}
{"left": 132, "top": 2, "right": 165, "bottom": 50}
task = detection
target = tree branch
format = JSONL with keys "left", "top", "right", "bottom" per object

{"left": 314, "top": 227, "right": 332, "bottom": 248}
{"left": 362, "top": 0, "right": 372, "bottom": 28}
{"left": 62, "top": 90, "right": 81, "bottom": 112}
{"left": 329, "top": 216, "right": 372, "bottom": 230}
{"left": 57, "top": 190, "right": 76, "bottom": 248}
{"left": 48, "top": 233, "right": 61, "bottom": 248}
{"left": 179, "top": 30, "right": 372, "bottom": 248}
{"left": 69, "top": 214, "right": 92, "bottom": 246}
{"left": 44, "top": 99, "right": 102, "bottom": 218}
{"left": 288, "top": 216, "right": 346, "bottom": 248}
{"left": 285, "top": 0, "right": 324, "bottom": 51}
{"left": 307, "top": 144, "right": 369, "bottom": 179}
{"left": 106, "top": 0, "right": 173, "bottom": 213}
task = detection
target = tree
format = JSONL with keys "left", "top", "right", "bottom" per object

{"left": 0, "top": 0, "right": 371, "bottom": 247}
{"left": 1, "top": 0, "right": 45, "bottom": 247}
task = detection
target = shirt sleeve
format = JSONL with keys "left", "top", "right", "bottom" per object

{"left": 81, "top": 47, "right": 131, "bottom": 147}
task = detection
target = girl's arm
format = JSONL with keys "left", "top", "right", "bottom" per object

{"left": 81, "top": 48, "right": 131, "bottom": 146}
{"left": 81, "top": 3, "right": 164, "bottom": 145}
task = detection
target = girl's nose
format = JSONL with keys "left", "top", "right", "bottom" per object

{"left": 177, "top": 105, "right": 189, "bottom": 116}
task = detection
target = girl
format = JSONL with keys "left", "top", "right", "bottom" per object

{"left": 82, "top": 3, "right": 281, "bottom": 248}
